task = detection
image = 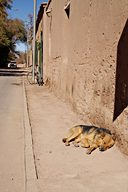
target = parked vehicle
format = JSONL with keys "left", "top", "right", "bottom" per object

{"left": 8, "top": 61, "right": 17, "bottom": 69}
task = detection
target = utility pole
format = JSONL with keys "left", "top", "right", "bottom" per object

{"left": 32, "top": 0, "right": 37, "bottom": 82}
{"left": 26, "top": 25, "right": 29, "bottom": 68}
{"left": 26, "top": 31, "right": 29, "bottom": 68}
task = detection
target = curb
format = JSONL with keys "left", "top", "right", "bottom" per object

{"left": 23, "top": 77, "right": 38, "bottom": 192}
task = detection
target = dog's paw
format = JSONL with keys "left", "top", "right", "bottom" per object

{"left": 73, "top": 142, "right": 79, "bottom": 147}
{"left": 65, "top": 142, "right": 70, "bottom": 146}
{"left": 62, "top": 138, "right": 67, "bottom": 143}
{"left": 86, "top": 149, "right": 92, "bottom": 155}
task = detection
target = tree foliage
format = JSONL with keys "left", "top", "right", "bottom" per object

{"left": 0, "top": 0, "right": 12, "bottom": 17}
{"left": 0, "top": 0, "right": 27, "bottom": 67}
{"left": 16, "top": 51, "right": 26, "bottom": 64}
{"left": 26, "top": 14, "right": 33, "bottom": 48}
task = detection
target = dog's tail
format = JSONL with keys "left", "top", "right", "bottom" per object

{"left": 62, "top": 138, "right": 67, "bottom": 143}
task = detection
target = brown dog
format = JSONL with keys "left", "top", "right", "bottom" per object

{"left": 62, "top": 125, "right": 116, "bottom": 154}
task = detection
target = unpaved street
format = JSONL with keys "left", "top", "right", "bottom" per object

{"left": 0, "top": 74, "right": 25, "bottom": 191}
{"left": 0, "top": 69, "right": 36, "bottom": 192}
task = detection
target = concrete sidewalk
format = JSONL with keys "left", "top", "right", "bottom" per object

{"left": 25, "top": 80, "right": 128, "bottom": 192}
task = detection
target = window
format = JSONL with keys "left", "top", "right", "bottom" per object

{"left": 64, "top": 1, "right": 71, "bottom": 18}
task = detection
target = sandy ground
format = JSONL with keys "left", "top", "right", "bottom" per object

{"left": 25, "top": 81, "right": 128, "bottom": 192}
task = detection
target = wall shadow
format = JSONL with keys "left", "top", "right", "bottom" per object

{"left": 113, "top": 19, "right": 128, "bottom": 121}
{"left": 0, "top": 68, "right": 28, "bottom": 77}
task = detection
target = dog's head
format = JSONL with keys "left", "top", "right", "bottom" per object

{"left": 99, "top": 132, "right": 116, "bottom": 152}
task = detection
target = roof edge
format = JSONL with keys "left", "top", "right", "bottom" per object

{"left": 46, "top": 0, "right": 52, "bottom": 11}
{"left": 36, "top": 3, "right": 47, "bottom": 33}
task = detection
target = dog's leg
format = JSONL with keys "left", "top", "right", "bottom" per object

{"left": 86, "top": 144, "right": 98, "bottom": 155}
{"left": 62, "top": 129, "right": 75, "bottom": 145}
{"left": 65, "top": 132, "right": 81, "bottom": 146}
{"left": 80, "top": 138, "right": 90, "bottom": 148}
{"left": 62, "top": 126, "right": 83, "bottom": 146}
{"left": 72, "top": 137, "right": 81, "bottom": 147}
{"left": 63, "top": 130, "right": 81, "bottom": 146}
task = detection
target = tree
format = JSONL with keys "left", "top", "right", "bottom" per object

{"left": 6, "top": 18, "right": 27, "bottom": 50}
{"left": 0, "top": 0, "right": 12, "bottom": 17}
{"left": 0, "top": 0, "right": 12, "bottom": 47}
{"left": 0, "top": 0, "right": 27, "bottom": 67}
{"left": 16, "top": 51, "right": 26, "bottom": 64}
{"left": 26, "top": 14, "right": 33, "bottom": 48}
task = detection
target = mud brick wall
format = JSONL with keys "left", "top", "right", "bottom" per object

{"left": 43, "top": 0, "right": 128, "bottom": 154}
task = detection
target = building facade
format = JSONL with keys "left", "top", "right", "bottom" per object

{"left": 35, "top": 3, "right": 47, "bottom": 84}
{"left": 36, "top": 0, "right": 128, "bottom": 154}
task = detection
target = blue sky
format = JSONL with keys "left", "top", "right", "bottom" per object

{"left": 8, "top": 0, "right": 47, "bottom": 21}
{"left": 8, "top": 0, "right": 48, "bottom": 52}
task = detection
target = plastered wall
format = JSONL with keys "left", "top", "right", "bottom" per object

{"left": 43, "top": 0, "right": 128, "bottom": 154}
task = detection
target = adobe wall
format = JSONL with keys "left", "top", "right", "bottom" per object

{"left": 43, "top": 0, "right": 128, "bottom": 154}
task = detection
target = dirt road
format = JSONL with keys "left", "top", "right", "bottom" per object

{"left": 0, "top": 76, "right": 25, "bottom": 191}
{"left": 0, "top": 72, "right": 38, "bottom": 192}
{"left": 25, "top": 82, "right": 128, "bottom": 192}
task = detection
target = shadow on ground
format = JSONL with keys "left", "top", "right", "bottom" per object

{"left": 0, "top": 68, "right": 28, "bottom": 77}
